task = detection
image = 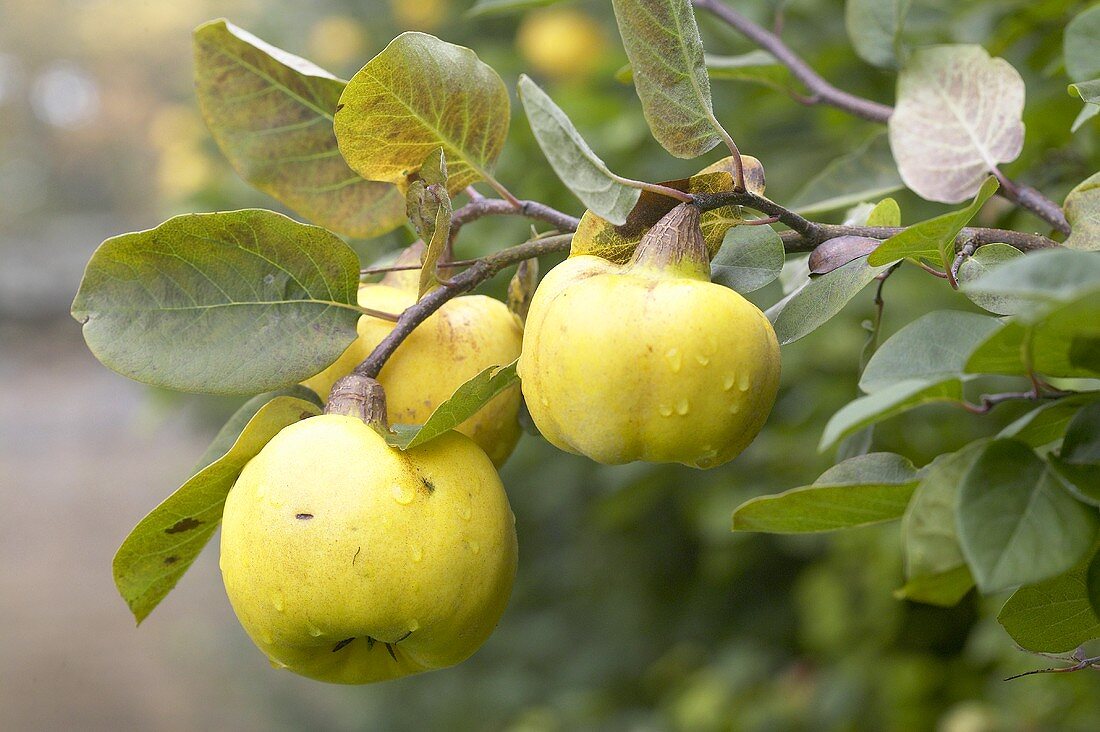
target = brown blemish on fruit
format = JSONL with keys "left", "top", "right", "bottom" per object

{"left": 332, "top": 637, "right": 354, "bottom": 652}
{"left": 295, "top": 513, "right": 313, "bottom": 520}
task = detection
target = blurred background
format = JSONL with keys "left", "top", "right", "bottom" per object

{"left": 2, "top": 0, "right": 1099, "bottom": 729}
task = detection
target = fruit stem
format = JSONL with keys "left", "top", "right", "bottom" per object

{"left": 626, "top": 203, "right": 710, "bottom": 280}
{"left": 325, "top": 374, "right": 389, "bottom": 430}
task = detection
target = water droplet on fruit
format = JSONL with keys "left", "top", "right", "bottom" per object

{"left": 391, "top": 483, "right": 415, "bottom": 505}
{"left": 272, "top": 591, "right": 285, "bottom": 612}
{"left": 729, "top": 402, "right": 741, "bottom": 414}
{"left": 410, "top": 545, "right": 423, "bottom": 562}
{"left": 695, "top": 353, "right": 710, "bottom": 366}
{"left": 260, "top": 631, "right": 274, "bottom": 645}
{"left": 676, "top": 399, "right": 690, "bottom": 415}
{"left": 738, "top": 372, "right": 751, "bottom": 391}
{"left": 408, "top": 619, "right": 420, "bottom": 632}
{"left": 459, "top": 504, "right": 472, "bottom": 521}
{"left": 658, "top": 404, "right": 673, "bottom": 417}
{"left": 268, "top": 658, "right": 286, "bottom": 669}
{"left": 540, "top": 396, "right": 550, "bottom": 407}
{"left": 465, "top": 539, "right": 481, "bottom": 555}
{"left": 306, "top": 623, "right": 323, "bottom": 637}
{"left": 665, "top": 348, "right": 682, "bottom": 372}
{"left": 723, "top": 374, "right": 736, "bottom": 391}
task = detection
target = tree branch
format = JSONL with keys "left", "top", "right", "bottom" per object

{"left": 449, "top": 197, "right": 581, "bottom": 246}
{"left": 353, "top": 234, "right": 574, "bottom": 380}
{"left": 692, "top": 0, "right": 1071, "bottom": 235}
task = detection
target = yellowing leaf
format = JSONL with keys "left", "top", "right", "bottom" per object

{"left": 335, "top": 32, "right": 510, "bottom": 194}
{"left": 889, "top": 45, "right": 1024, "bottom": 203}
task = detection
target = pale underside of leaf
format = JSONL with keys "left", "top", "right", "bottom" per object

{"left": 889, "top": 45, "right": 1024, "bottom": 203}
{"left": 193, "top": 19, "right": 405, "bottom": 238}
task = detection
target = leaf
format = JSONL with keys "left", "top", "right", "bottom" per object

{"left": 193, "top": 385, "right": 323, "bottom": 472}
{"left": 610, "top": 0, "right": 725, "bottom": 159}
{"left": 956, "top": 243, "right": 1024, "bottom": 314}
{"left": 889, "top": 45, "right": 1024, "bottom": 204}
{"left": 999, "top": 393, "right": 1100, "bottom": 448}
{"left": 616, "top": 51, "right": 793, "bottom": 92}
{"left": 508, "top": 259, "right": 538, "bottom": 322}
{"left": 845, "top": 0, "right": 911, "bottom": 69}
{"left": 896, "top": 565, "right": 975, "bottom": 606}
{"left": 820, "top": 379, "right": 963, "bottom": 452}
{"left": 387, "top": 361, "right": 520, "bottom": 450}
{"left": 1069, "top": 78, "right": 1100, "bottom": 130}
{"left": 866, "top": 197, "right": 901, "bottom": 227}
{"left": 807, "top": 236, "right": 881, "bottom": 275}
{"left": 859, "top": 310, "right": 1002, "bottom": 393}
{"left": 335, "top": 32, "right": 510, "bottom": 194}
{"left": 965, "top": 291, "right": 1100, "bottom": 379}
{"left": 900, "top": 444, "right": 985, "bottom": 605}
{"left": 999, "top": 547, "right": 1100, "bottom": 652}
{"left": 960, "top": 248, "right": 1100, "bottom": 321}
{"left": 957, "top": 439, "right": 1100, "bottom": 593}
{"left": 731, "top": 452, "right": 920, "bottom": 533}
{"left": 466, "top": 0, "right": 567, "bottom": 18}
{"left": 71, "top": 209, "right": 363, "bottom": 395}
{"left": 710, "top": 224, "right": 784, "bottom": 293}
{"left": 867, "top": 176, "right": 999, "bottom": 269}
{"left": 571, "top": 155, "right": 766, "bottom": 263}
{"left": 1063, "top": 171, "right": 1100, "bottom": 251}
{"left": 1065, "top": 4, "right": 1100, "bottom": 82}
{"left": 767, "top": 256, "right": 890, "bottom": 346}
{"left": 788, "top": 132, "right": 904, "bottom": 216}
{"left": 113, "top": 396, "right": 321, "bottom": 623}
{"left": 406, "top": 149, "right": 453, "bottom": 299}
{"left": 1049, "top": 402, "right": 1100, "bottom": 507}
{"left": 517, "top": 74, "right": 640, "bottom": 225}
{"left": 192, "top": 20, "right": 404, "bottom": 239}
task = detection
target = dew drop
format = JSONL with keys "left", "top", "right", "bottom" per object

{"left": 695, "top": 353, "right": 710, "bottom": 366}
{"left": 723, "top": 374, "right": 736, "bottom": 391}
{"left": 410, "top": 545, "right": 423, "bottom": 562}
{"left": 658, "top": 404, "right": 673, "bottom": 417}
{"left": 676, "top": 399, "right": 690, "bottom": 415}
{"left": 729, "top": 402, "right": 741, "bottom": 414}
{"left": 260, "top": 631, "right": 274, "bottom": 645}
{"left": 665, "top": 348, "right": 682, "bottom": 372}
{"left": 391, "top": 483, "right": 415, "bottom": 505}
{"left": 465, "top": 539, "right": 481, "bottom": 555}
{"left": 738, "top": 372, "right": 751, "bottom": 392}
{"left": 306, "top": 623, "right": 323, "bottom": 638}
{"left": 540, "top": 396, "right": 550, "bottom": 407}
{"left": 459, "top": 504, "right": 472, "bottom": 521}
{"left": 272, "top": 591, "right": 285, "bottom": 612}
{"left": 263, "top": 274, "right": 275, "bottom": 286}
{"left": 408, "top": 619, "right": 420, "bottom": 633}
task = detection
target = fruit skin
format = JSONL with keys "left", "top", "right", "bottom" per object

{"left": 518, "top": 255, "right": 781, "bottom": 468}
{"left": 219, "top": 414, "right": 518, "bottom": 684}
{"left": 302, "top": 282, "right": 523, "bottom": 467}
{"left": 517, "top": 8, "right": 606, "bottom": 80}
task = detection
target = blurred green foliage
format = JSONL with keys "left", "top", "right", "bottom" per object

{"left": 6, "top": 0, "right": 1100, "bottom": 728}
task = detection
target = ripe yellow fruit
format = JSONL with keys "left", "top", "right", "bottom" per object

{"left": 516, "top": 8, "right": 606, "bottom": 80}
{"left": 519, "top": 206, "right": 781, "bottom": 468}
{"left": 220, "top": 413, "right": 518, "bottom": 684}
{"left": 302, "top": 275, "right": 523, "bottom": 467}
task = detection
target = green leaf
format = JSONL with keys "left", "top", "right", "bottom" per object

{"left": 900, "top": 444, "right": 985, "bottom": 605}
{"left": 406, "top": 148, "right": 453, "bottom": 299}
{"left": 1089, "top": 551, "right": 1100, "bottom": 618}
{"left": 789, "top": 132, "right": 904, "bottom": 216}
{"left": 192, "top": 20, "right": 404, "bottom": 239}
{"left": 965, "top": 291, "right": 1100, "bottom": 379}
{"left": 732, "top": 452, "right": 920, "bottom": 533}
{"left": 1065, "top": 4, "right": 1100, "bottom": 82}
{"left": 998, "top": 546, "right": 1100, "bottom": 652}
{"left": 1071, "top": 97, "right": 1100, "bottom": 133}
{"left": 866, "top": 197, "right": 901, "bottom": 227}
{"left": 958, "top": 439, "right": 1100, "bottom": 593}
{"left": 113, "top": 396, "right": 321, "bottom": 623}
{"left": 710, "top": 224, "right": 784, "bottom": 294}
{"left": 617, "top": 51, "right": 793, "bottom": 93}
{"left": 867, "top": 176, "right": 999, "bottom": 269}
{"left": 820, "top": 379, "right": 964, "bottom": 452}
{"left": 193, "top": 385, "right": 323, "bottom": 472}
{"left": 1063, "top": 171, "right": 1100, "bottom": 251}
{"left": 610, "top": 0, "right": 725, "bottom": 159}
{"left": 335, "top": 32, "right": 510, "bottom": 194}
{"left": 466, "top": 0, "right": 566, "bottom": 18}
{"left": 71, "top": 209, "right": 363, "bottom": 395}
{"left": 767, "top": 256, "right": 891, "bottom": 346}
{"left": 517, "top": 75, "right": 640, "bottom": 226}
{"left": 1049, "top": 402, "right": 1100, "bottom": 507}
{"left": 889, "top": 46, "right": 1023, "bottom": 203}
{"left": 960, "top": 248, "right": 1100, "bottom": 321}
{"left": 859, "top": 310, "right": 1001, "bottom": 393}
{"left": 999, "top": 393, "right": 1100, "bottom": 448}
{"left": 1068, "top": 79, "right": 1100, "bottom": 134}
{"left": 387, "top": 360, "right": 520, "bottom": 450}
{"left": 956, "top": 243, "right": 1024, "bottom": 315}
{"left": 845, "top": 0, "right": 911, "bottom": 69}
